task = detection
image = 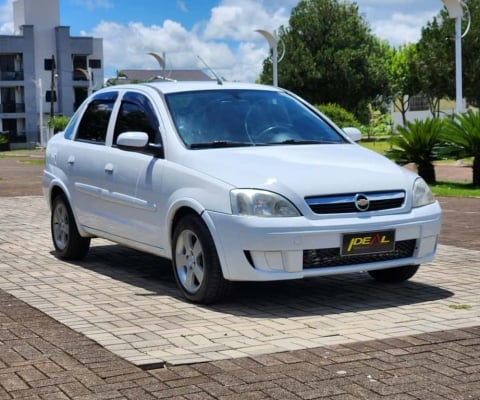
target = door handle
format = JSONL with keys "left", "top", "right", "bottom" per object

{"left": 104, "top": 163, "right": 114, "bottom": 173}
{"left": 67, "top": 155, "right": 75, "bottom": 165}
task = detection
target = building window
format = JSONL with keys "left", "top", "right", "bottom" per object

{"left": 46, "top": 90, "right": 57, "bottom": 102}
{"left": 89, "top": 59, "right": 102, "bottom": 69}
{"left": 44, "top": 58, "right": 56, "bottom": 71}
{"left": 73, "top": 55, "right": 87, "bottom": 70}
{"left": 408, "top": 94, "right": 429, "bottom": 111}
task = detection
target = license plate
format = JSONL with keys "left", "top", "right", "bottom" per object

{"left": 341, "top": 230, "right": 395, "bottom": 256}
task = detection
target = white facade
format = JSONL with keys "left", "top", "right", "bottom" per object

{"left": 391, "top": 94, "right": 459, "bottom": 129}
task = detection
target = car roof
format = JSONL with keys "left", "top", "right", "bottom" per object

{"left": 145, "top": 81, "right": 280, "bottom": 94}
{"left": 101, "top": 81, "right": 282, "bottom": 96}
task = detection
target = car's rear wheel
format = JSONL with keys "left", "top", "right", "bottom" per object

{"left": 51, "top": 194, "right": 90, "bottom": 260}
{"left": 172, "top": 214, "right": 231, "bottom": 303}
{"left": 368, "top": 265, "right": 419, "bottom": 283}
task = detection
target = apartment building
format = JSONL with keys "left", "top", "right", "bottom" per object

{"left": 0, "top": 0, "right": 103, "bottom": 147}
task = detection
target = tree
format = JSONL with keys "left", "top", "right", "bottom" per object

{"left": 259, "top": 0, "right": 390, "bottom": 123}
{"left": 443, "top": 110, "right": 480, "bottom": 186}
{"left": 415, "top": 16, "right": 455, "bottom": 117}
{"left": 386, "top": 44, "right": 421, "bottom": 126}
{"left": 386, "top": 118, "right": 445, "bottom": 184}
{"left": 413, "top": 0, "right": 480, "bottom": 111}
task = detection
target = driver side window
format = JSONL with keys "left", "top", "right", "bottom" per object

{"left": 113, "top": 92, "right": 161, "bottom": 146}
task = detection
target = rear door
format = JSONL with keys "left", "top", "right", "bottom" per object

{"left": 62, "top": 91, "right": 118, "bottom": 231}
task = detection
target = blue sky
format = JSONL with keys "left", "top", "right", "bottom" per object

{"left": 0, "top": 0, "right": 443, "bottom": 82}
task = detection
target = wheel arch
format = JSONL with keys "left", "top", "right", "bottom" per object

{"left": 167, "top": 202, "right": 232, "bottom": 280}
{"left": 46, "top": 178, "right": 70, "bottom": 207}
{"left": 48, "top": 183, "right": 89, "bottom": 238}
{"left": 50, "top": 185, "right": 66, "bottom": 206}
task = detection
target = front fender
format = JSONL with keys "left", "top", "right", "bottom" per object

{"left": 165, "top": 198, "right": 232, "bottom": 280}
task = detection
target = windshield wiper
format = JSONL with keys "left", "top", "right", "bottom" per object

{"left": 190, "top": 140, "right": 253, "bottom": 149}
{"left": 272, "top": 139, "right": 338, "bottom": 145}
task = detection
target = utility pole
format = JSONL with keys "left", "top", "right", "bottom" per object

{"left": 50, "top": 54, "right": 56, "bottom": 118}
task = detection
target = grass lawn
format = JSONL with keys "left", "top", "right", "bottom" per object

{"left": 359, "top": 140, "right": 392, "bottom": 155}
{"left": 0, "top": 149, "right": 45, "bottom": 158}
{"left": 430, "top": 182, "right": 480, "bottom": 197}
{"left": 0, "top": 149, "right": 46, "bottom": 165}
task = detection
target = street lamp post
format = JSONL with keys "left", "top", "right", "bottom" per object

{"left": 32, "top": 78, "right": 44, "bottom": 146}
{"left": 148, "top": 52, "right": 166, "bottom": 80}
{"left": 256, "top": 29, "right": 279, "bottom": 87}
{"left": 443, "top": 0, "right": 465, "bottom": 113}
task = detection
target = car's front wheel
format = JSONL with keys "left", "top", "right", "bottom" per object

{"left": 51, "top": 194, "right": 90, "bottom": 260}
{"left": 368, "top": 265, "right": 419, "bottom": 283}
{"left": 172, "top": 214, "right": 231, "bottom": 303}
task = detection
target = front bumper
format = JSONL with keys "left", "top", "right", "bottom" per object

{"left": 205, "top": 201, "right": 442, "bottom": 281}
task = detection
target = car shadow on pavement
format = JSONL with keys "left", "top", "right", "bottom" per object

{"left": 60, "top": 242, "right": 454, "bottom": 319}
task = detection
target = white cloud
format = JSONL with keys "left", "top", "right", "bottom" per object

{"left": 85, "top": 0, "right": 293, "bottom": 81}
{"left": 370, "top": 11, "right": 438, "bottom": 46}
{"left": 227, "top": 41, "right": 271, "bottom": 82}
{"left": 204, "top": 0, "right": 289, "bottom": 41}
{"left": 89, "top": 19, "right": 237, "bottom": 79}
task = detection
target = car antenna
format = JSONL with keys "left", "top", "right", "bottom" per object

{"left": 197, "top": 55, "right": 224, "bottom": 85}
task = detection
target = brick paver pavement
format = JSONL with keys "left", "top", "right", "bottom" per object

{"left": 0, "top": 155, "right": 479, "bottom": 398}
{"left": 1, "top": 196, "right": 479, "bottom": 368}
{"left": 1, "top": 286, "right": 479, "bottom": 399}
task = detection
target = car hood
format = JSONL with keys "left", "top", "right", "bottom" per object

{"left": 182, "top": 144, "right": 417, "bottom": 197}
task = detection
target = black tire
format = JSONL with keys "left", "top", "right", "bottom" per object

{"left": 368, "top": 265, "right": 420, "bottom": 283}
{"left": 172, "top": 214, "right": 231, "bottom": 303}
{"left": 51, "top": 194, "right": 90, "bottom": 260}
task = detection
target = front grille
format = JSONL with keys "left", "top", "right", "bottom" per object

{"left": 306, "top": 191, "right": 405, "bottom": 214}
{"left": 303, "top": 239, "right": 416, "bottom": 269}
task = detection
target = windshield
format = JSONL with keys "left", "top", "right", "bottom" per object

{"left": 165, "top": 89, "right": 347, "bottom": 149}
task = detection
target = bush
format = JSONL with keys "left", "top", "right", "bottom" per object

{"left": 442, "top": 109, "right": 480, "bottom": 187}
{"left": 48, "top": 116, "right": 70, "bottom": 133}
{"left": 315, "top": 103, "right": 360, "bottom": 128}
{"left": 386, "top": 118, "right": 444, "bottom": 184}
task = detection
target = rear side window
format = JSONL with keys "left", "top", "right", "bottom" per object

{"left": 63, "top": 111, "right": 80, "bottom": 140}
{"left": 76, "top": 92, "right": 117, "bottom": 144}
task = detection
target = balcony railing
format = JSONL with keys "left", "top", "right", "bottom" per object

{"left": 0, "top": 71, "right": 24, "bottom": 81}
{"left": 0, "top": 103, "right": 26, "bottom": 113}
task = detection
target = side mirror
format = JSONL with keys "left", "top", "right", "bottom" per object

{"left": 117, "top": 131, "right": 149, "bottom": 148}
{"left": 343, "top": 127, "right": 362, "bottom": 142}
{"left": 116, "top": 131, "right": 163, "bottom": 157}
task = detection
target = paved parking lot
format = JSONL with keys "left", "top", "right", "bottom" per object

{"left": 1, "top": 196, "right": 479, "bottom": 369}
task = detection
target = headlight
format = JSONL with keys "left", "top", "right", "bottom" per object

{"left": 412, "top": 178, "right": 435, "bottom": 208}
{"left": 230, "top": 189, "right": 300, "bottom": 217}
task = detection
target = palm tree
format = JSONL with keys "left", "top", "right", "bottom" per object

{"left": 387, "top": 118, "right": 444, "bottom": 184}
{"left": 443, "top": 110, "right": 480, "bottom": 187}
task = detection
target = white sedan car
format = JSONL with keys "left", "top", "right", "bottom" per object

{"left": 43, "top": 81, "right": 441, "bottom": 303}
